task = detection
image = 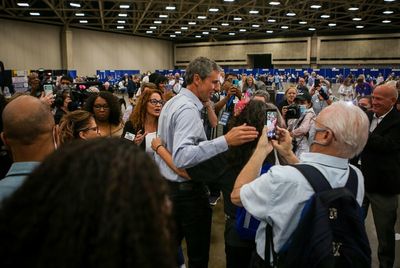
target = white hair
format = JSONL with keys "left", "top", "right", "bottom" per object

{"left": 319, "top": 101, "right": 369, "bottom": 158}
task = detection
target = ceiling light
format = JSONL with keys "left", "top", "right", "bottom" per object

{"left": 211, "top": 27, "right": 218, "bottom": 31}
{"left": 146, "top": 31, "right": 153, "bottom": 34}
{"left": 352, "top": 17, "right": 362, "bottom": 21}
{"left": 209, "top": 8, "right": 219, "bottom": 12}
{"left": 286, "top": 12, "right": 296, "bottom": 16}
{"left": 382, "top": 20, "right": 391, "bottom": 23}
{"left": 197, "top": 16, "right": 207, "bottom": 19}
{"left": 17, "top": 2, "right": 29, "bottom": 7}
{"left": 383, "top": 10, "right": 394, "bottom": 14}
{"left": 239, "top": 29, "right": 247, "bottom": 32}
{"left": 75, "top": 13, "right": 85, "bottom": 16}
{"left": 267, "top": 19, "right": 276, "bottom": 22}
{"left": 252, "top": 24, "right": 260, "bottom": 28}
{"left": 120, "top": 5, "right": 130, "bottom": 9}
{"left": 310, "top": 5, "right": 321, "bottom": 9}
{"left": 384, "top": 0, "right": 395, "bottom": 2}
{"left": 175, "top": 31, "right": 182, "bottom": 34}
{"left": 266, "top": 30, "right": 274, "bottom": 33}
{"left": 321, "top": 14, "right": 330, "bottom": 18}
{"left": 221, "top": 23, "right": 229, "bottom": 26}
{"left": 165, "top": 6, "right": 176, "bottom": 10}
{"left": 170, "top": 34, "right": 176, "bottom": 38}
{"left": 149, "top": 26, "right": 157, "bottom": 29}
{"left": 118, "top": 13, "right": 128, "bottom": 17}
{"left": 159, "top": 14, "right": 168, "bottom": 18}
{"left": 188, "top": 22, "right": 196, "bottom": 25}
{"left": 224, "top": 0, "right": 235, "bottom": 2}
{"left": 154, "top": 20, "right": 162, "bottom": 24}
{"left": 356, "top": 25, "right": 364, "bottom": 29}
{"left": 30, "top": 12, "right": 40, "bottom": 16}
{"left": 269, "top": 1, "right": 280, "bottom": 5}
{"left": 79, "top": 20, "right": 88, "bottom": 23}
{"left": 348, "top": 7, "right": 359, "bottom": 11}
{"left": 308, "top": 27, "right": 316, "bottom": 31}
{"left": 328, "top": 23, "right": 336, "bottom": 27}
{"left": 69, "top": 3, "right": 80, "bottom": 8}
{"left": 181, "top": 26, "right": 188, "bottom": 30}
{"left": 281, "top": 25, "right": 289, "bottom": 29}
{"left": 195, "top": 35, "right": 202, "bottom": 38}
{"left": 202, "top": 31, "right": 209, "bottom": 35}
{"left": 234, "top": 17, "right": 242, "bottom": 21}
{"left": 299, "top": 21, "right": 307, "bottom": 24}
{"left": 229, "top": 32, "right": 236, "bottom": 35}
{"left": 117, "top": 26, "right": 124, "bottom": 29}
{"left": 118, "top": 20, "right": 126, "bottom": 24}
{"left": 249, "top": 10, "right": 259, "bottom": 14}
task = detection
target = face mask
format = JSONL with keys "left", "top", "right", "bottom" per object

{"left": 299, "top": 105, "right": 307, "bottom": 115}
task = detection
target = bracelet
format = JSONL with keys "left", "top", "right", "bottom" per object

{"left": 155, "top": 144, "right": 164, "bottom": 154}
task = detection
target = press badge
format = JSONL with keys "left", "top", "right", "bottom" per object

{"left": 218, "top": 112, "right": 231, "bottom": 126}
{"left": 124, "top": 132, "right": 135, "bottom": 141}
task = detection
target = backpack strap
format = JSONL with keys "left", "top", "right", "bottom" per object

{"left": 292, "top": 164, "right": 332, "bottom": 193}
{"left": 344, "top": 166, "right": 358, "bottom": 197}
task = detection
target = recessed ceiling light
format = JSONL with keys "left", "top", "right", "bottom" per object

{"left": 252, "top": 24, "right": 260, "bottom": 28}
{"left": 209, "top": 8, "right": 219, "bottom": 12}
{"left": 233, "top": 17, "right": 242, "bottom": 21}
{"left": 266, "top": 30, "right": 274, "bottom": 33}
{"left": 79, "top": 20, "right": 88, "bottom": 23}
{"left": 286, "top": 12, "right": 296, "bottom": 16}
{"left": 281, "top": 25, "right": 289, "bottom": 29}
{"left": 308, "top": 27, "right": 316, "bottom": 31}
{"left": 75, "top": 13, "right": 85, "bottom": 16}
{"left": 181, "top": 26, "right": 188, "bottom": 30}
{"left": 197, "top": 16, "right": 207, "bottom": 19}
{"left": 384, "top": 0, "right": 395, "bottom": 2}
{"left": 221, "top": 23, "right": 229, "bottom": 26}
{"left": 328, "top": 23, "right": 336, "bottom": 27}
{"left": 310, "top": 5, "right": 321, "bottom": 9}
{"left": 352, "top": 17, "right": 362, "bottom": 21}
{"left": 382, "top": 20, "right": 391, "bottom": 23}
{"left": 170, "top": 34, "right": 176, "bottom": 37}
{"left": 229, "top": 32, "right": 236, "bottom": 35}
{"left": 321, "top": 14, "right": 330, "bottom": 18}
{"left": 17, "top": 2, "right": 29, "bottom": 7}
{"left": 211, "top": 27, "right": 218, "bottom": 31}
{"left": 383, "top": 10, "right": 394, "bottom": 14}
{"left": 69, "top": 3, "right": 80, "bottom": 8}
{"left": 30, "top": 12, "right": 40, "bottom": 16}
{"left": 118, "top": 13, "right": 128, "bottom": 17}
{"left": 175, "top": 31, "right": 182, "bottom": 34}
{"left": 224, "top": 0, "right": 235, "bottom": 2}
{"left": 188, "top": 21, "right": 196, "bottom": 25}
{"left": 269, "top": 1, "right": 280, "bottom": 5}
{"left": 118, "top": 20, "right": 126, "bottom": 24}
{"left": 356, "top": 25, "right": 364, "bottom": 29}
{"left": 120, "top": 5, "right": 130, "bottom": 9}
{"left": 348, "top": 7, "right": 359, "bottom": 11}
{"left": 239, "top": 29, "right": 246, "bottom": 32}
{"left": 299, "top": 21, "right": 307, "bottom": 24}
{"left": 195, "top": 35, "right": 202, "bottom": 38}
{"left": 117, "top": 26, "right": 124, "bottom": 29}
{"left": 146, "top": 30, "right": 153, "bottom": 34}
{"left": 149, "top": 26, "right": 157, "bottom": 29}
{"left": 165, "top": 6, "right": 176, "bottom": 10}
{"left": 202, "top": 31, "right": 209, "bottom": 35}
{"left": 154, "top": 20, "right": 162, "bottom": 24}
{"left": 249, "top": 10, "right": 259, "bottom": 14}
{"left": 267, "top": 19, "right": 276, "bottom": 23}
{"left": 159, "top": 14, "right": 168, "bottom": 18}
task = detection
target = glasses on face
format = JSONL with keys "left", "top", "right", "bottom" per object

{"left": 93, "top": 104, "right": 109, "bottom": 110}
{"left": 148, "top": 99, "right": 164, "bottom": 106}
{"left": 80, "top": 126, "right": 99, "bottom": 133}
{"left": 311, "top": 118, "right": 336, "bottom": 140}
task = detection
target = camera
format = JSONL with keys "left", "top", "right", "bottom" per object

{"left": 285, "top": 104, "right": 301, "bottom": 119}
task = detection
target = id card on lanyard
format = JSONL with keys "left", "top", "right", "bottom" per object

{"left": 218, "top": 96, "right": 235, "bottom": 126}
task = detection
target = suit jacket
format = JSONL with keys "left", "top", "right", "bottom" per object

{"left": 361, "top": 108, "right": 400, "bottom": 194}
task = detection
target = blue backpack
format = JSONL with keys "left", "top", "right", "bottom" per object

{"left": 235, "top": 162, "right": 273, "bottom": 240}
{"left": 265, "top": 164, "right": 371, "bottom": 268}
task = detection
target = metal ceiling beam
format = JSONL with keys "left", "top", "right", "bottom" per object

{"left": 43, "top": 0, "right": 65, "bottom": 24}
{"left": 98, "top": 0, "right": 104, "bottom": 30}
{"left": 134, "top": 0, "right": 153, "bottom": 33}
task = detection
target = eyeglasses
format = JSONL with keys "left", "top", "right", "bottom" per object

{"left": 148, "top": 99, "right": 164, "bottom": 106}
{"left": 311, "top": 118, "right": 336, "bottom": 140}
{"left": 80, "top": 126, "right": 99, "bottom": 133}
{"left": 93, "top": 104, "right": 109, "bottom": 110}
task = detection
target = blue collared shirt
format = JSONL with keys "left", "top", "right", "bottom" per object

{"left": 0, "top": 162, "right": 39, "bottom": 203}
{"left": 155, "top": 88, "right": 228, "bottom": 182}
{"left": 240, "top": 152, "right": 364, "bottom": 260}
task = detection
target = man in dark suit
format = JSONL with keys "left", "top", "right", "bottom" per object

{"left": 361, "top": 84, "right": 400, "bottom": 268}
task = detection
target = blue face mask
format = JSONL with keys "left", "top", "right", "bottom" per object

{"left": 299, "top": 105, "right": 307, "bottom": 115}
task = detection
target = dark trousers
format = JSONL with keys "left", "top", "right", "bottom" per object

{"left": 168, "top": 181, "right": 212, "bottom": 268}
{"left": 363, "top": 192, "right": 398, "bottom": 268}
{"left": 225, "top": 244, "right": 255, "bottom": 268}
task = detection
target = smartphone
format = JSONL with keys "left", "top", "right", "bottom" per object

{"left": 265, "top": 110, "right": 278, "bottom": 139}
{"left": 314, "top": 78, "right": 320, "bottom": 87}
{"left": 232, "top": 79, "right": 239, "bottom": 86}
{"left": 43, "top": 84, "right": 53, "bottom": 96}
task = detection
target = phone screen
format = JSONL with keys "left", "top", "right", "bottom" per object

{"left": 265, "top": 110, "right": 278, "bottom": 139}
{"left": 43, "top": 84, "right": 53, "bottom": 95}
{"left": 232, "top": 79, "right": 239, "bottom": 86}
{"left": 314, "top": 78, "right": 320, "bottom": 87}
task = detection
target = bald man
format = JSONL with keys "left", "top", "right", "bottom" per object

{"left": 360, "top": 84, "right": 400, "bottom": 268}
{"left": 0, "top": 95, "right": 57, "bottom": 202}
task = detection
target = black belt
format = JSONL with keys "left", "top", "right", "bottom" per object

{"left": 167, "top": 180, "right": 203, "bottom": 192}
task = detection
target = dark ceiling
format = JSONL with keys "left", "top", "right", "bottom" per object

{"left": 0, "top": 0, "right": 399, "bottom": 42}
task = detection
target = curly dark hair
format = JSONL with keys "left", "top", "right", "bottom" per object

{"left": 0, "top": 138, "right": 176, "bottom": 268}
{"left": 84, "top": 91, "right": 121, "bottom": 125}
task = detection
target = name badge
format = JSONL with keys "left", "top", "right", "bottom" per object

{"left": 219, "top": 112, "right": 231, "bottom": 126}
{"left": 124, "top": 132, "right": 135, "bottom": 141}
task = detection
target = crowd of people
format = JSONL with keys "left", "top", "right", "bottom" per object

{"left": 0, "top": 57, "right": 400, "bottom": 268}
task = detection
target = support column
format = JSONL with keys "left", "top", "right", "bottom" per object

{"left": 61, "top": 27, "right": 73, "bottom": 70}
{"left": 310, "top": 35, "right": 318, "bottom": 69}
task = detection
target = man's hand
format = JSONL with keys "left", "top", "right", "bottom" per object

{"left": 224, "top": 123, "right": 259, "bottom": 146}
{"left": 40, "top": 92, "right": 55, "bottom": 107}
{"left": 255, "top": 126, "right": 273, "bottom": 157}
{"left": 271, "top": 126, "right": 299, "bottom": 164}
